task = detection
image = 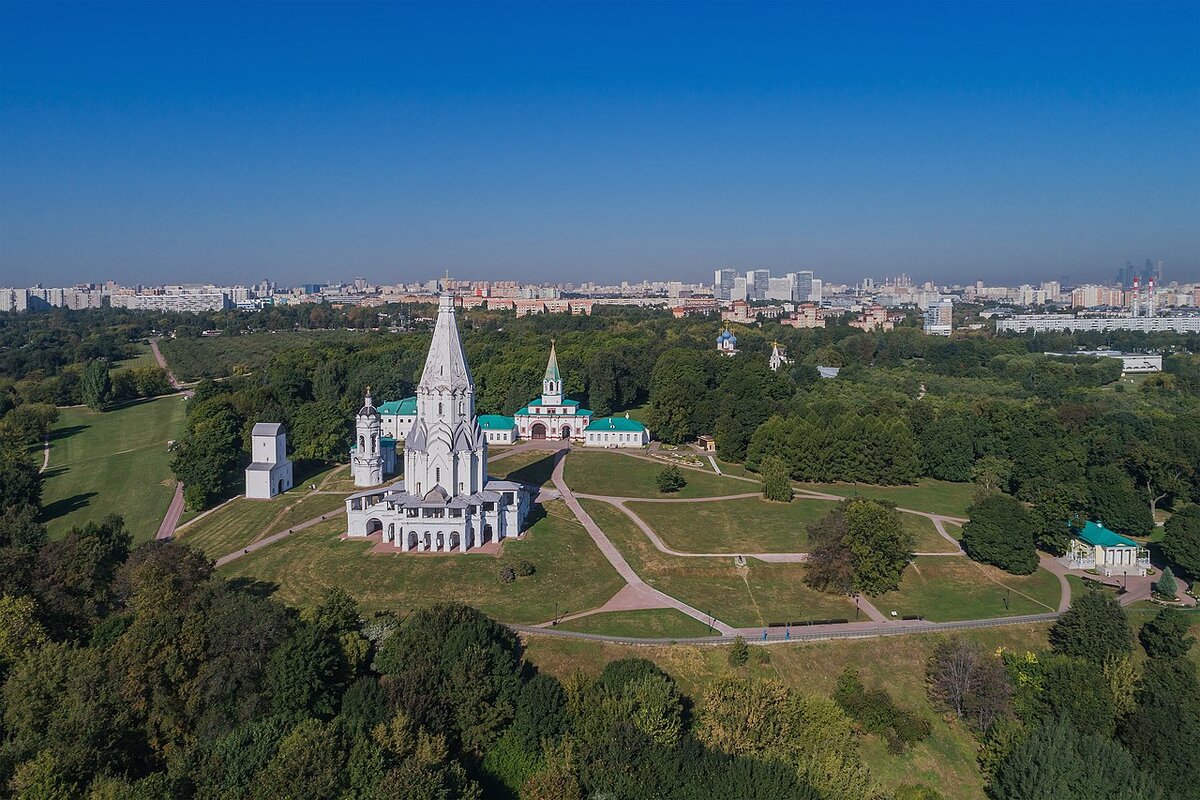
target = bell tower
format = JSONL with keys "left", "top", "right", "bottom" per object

{"left": 352, "top": 387, "right": 383, "bottom": 486}
{"left": 541, "top": 340, "right": 563, "bottom": 406}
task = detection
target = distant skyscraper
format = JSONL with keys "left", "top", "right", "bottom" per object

{"left": 714, "top": 268, "right": 737, "bottom": 300}
{"left": 794, "top": 271, "right": 814, "bottom": 301}
{"left": 746, "top": 269, "right": 769, "bottom": 301}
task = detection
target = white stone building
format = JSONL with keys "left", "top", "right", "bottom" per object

{"left": 345, "top": 295, "right": 529, "bottom": 552}
{"left": 768, "top": 342, "right": 792, "bottom": 372}
{"left": 513, "top": 342, "right": 592, "bottom": 440}
{"left": 245, "top": 423, "right": 294, "bottom": 499}
{"left": 583, "top": 414, "right": 650, "bottom": 448}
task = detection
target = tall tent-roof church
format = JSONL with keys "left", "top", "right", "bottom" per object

{"left": 345, "top": 295, "right": 529, "bottom": 552}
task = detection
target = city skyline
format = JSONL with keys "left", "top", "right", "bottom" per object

{"left": 2, "top": 1, "right": 1198, "bottom": 286}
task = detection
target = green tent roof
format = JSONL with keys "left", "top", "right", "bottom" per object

{"left": 1074, "top": 520, "right": 1138, "bottom": 548}
{"left": 586, "top": 416, "right": 646, "bottom": 433}
{"left": 544, "top": 341, "right": 561, "bottom": 383}
{"left": 377, "top": 396, "right": 417, "bottom": 415}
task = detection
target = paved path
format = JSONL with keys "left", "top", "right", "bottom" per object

{"left": 550, "top": 450, "right": 737, "bottom": 635}
{"left": 150, "top": 338, "right": 188, "bottom": 391}
{"left": 38, "top": 435, "right": 50, "bottom": 473}
{"left": 156, "top": 482, "right": 186, "bottom": 540}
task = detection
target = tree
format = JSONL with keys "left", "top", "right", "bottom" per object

{"left": 0, "top": 503, "right": 47, "bottom": 549}
{"left": 807, "top": 498, "right": 914, "bottom": 595}
{"left": 0, "top": 594, "right": 49, "bottom": 676}
{"left": 1049, "top": 590, "right": 1132, "bottom": 665}
{"left": 1139, "top": 607, "right": 1196, "bottom": 659}
{"left": 759, "top": 455, "right": 793, "bottom": 502}
{"left": 80, "top": 358, "right": 111, "bottom": 410}
{"left": 655, "top": 466, "right": 686, "bottom": 494}
{"left": 990, "top": 717, "right": 1160, "bottom": 800}
{"left": 289, "top": 401, "right": 350, "bottom": 462}
{"left": 32, "top": 514, "right": 131, "bottom": 641}
{"left": 132, "top": 366, "right": 171, "bottom": 397}
{"left": 172, "top": 403, "right": 243, "bottom": 510}
{"left": 1155, "top": 566, "right": 1178, "bottom": 600}
{"left": 1163, "top": 504, "right": 1200, "bottom": 577}
{"left": 110, "top": 368, "right": 138, "bottom": 402}
{"left": 926, "top": 638, "right": 1012, "bottom": 732}
{"left": 962, "top": 493, "right": 1039, "bottom": 575}
{"left": 0, "top": 457, "right": 42, "bottom": 512}
{"left": 972, "top": 455, "right": 1014, "bottom": 495}
{"left": 1086, "top": 465, "right": 1153, "bottom": 537}
{"left": 265, "top": 624, "right": 349, "bottom": 722}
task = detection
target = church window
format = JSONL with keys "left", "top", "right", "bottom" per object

{"left": 436, "top": 467, "right": 441, "bottom": 483}
{"left": 438, "top": 401, "right": 443, "bottom": 415}
{"left": 359, "top": 434, "right": 365, "bottom": 450}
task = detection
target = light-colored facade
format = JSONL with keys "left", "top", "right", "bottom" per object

{"left": 583, "top": 415, "right": 650, "bottom": 448}
{"left": 997, "top": 314, "right": 1200, "bottom": 334}
{"left": 717, "top": 327, "right": 739, "bottom": 355}
{"left": 479, "top": 415, "right": 518, "bottom": 444}
{"left": 1062, "top": 521, "right": 1150, "bottom": 577}
{"left": 245, "top": 423, "right": 294, "bottom": 499}
{"left": 378, "top": 397, "right": 418, "bottom": 439}
{"left": 768, "top": 342, "right": 792, "bottom": 372}
{"left": 345, "top": 294, "right": 529, "bottom": 552}
{"left": 513, "top": 343, "right": 593, "bottom": 440}
{"left": 924, "top": 298, "right": 953, "bottom": 336}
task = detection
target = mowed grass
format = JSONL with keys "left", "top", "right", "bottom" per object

{"left": 557, "top": 608, "right": 720, "bottom": 639}
{"left": 41, "top": 396, "right": 187, "bottom": 542}
{"left": 521, "top": 622, "right": 1052, "bottom": 800}
{"left": 869, "top": 557, "right": 1062, "bottom": 621}
{"left": 627, "top": 496, "right": 836, "bottom": 553}
{"left": 904, "top": 514, "right": 961, "bottom": 553}
{"left": 489, "top": 449, "right": 558, "bottom": 487}
{"left": 219, "top": 500, "right": 625, "bottom": 622}
{"left": 796, "top": 478, "right": 977, "bottom": 518}
{"left": 564, "top": 450, "right": 749, "bottom": 499}
{"left": 114, "top": 344, "right": 160, "bottom": 370}
{"left": 580, "top": 499, "right": 854, "bottom": 627}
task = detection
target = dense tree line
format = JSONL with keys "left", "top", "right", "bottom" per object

{"left": 0, "top": 507, "right": 941, "bottom": 799}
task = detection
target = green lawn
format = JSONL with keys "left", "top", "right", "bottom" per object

{"left": 489, "top": 449, "right": 558, "bottom": 487}
{"left": 580, "top": 499, "right": 855, "bottom": 627}
{"left": 219, "top": 500, "right": 625, "bottom": 622}
{"left": 556, "top": 608, "right": 720, "bottom": 638}
{"left": 904, "top": 514, "right": 961, "bottom": 553}
{"left": 627, "top": 496, "right": 837, "bottom": 553}
{"left": 796, "top": 478, "right": 977, "bottom": 518}
{"left": 114, "top": 343, "right": 160, "bottom": 370}
{"left": 40, "top": 396, "right": 187, "bottom": 542}
{"left": 868, "top": 557, "right": 1062, "bottom": 622}
{"left": 176, "top": 497, "right": 293, "bottom": 558}
{"left": 564, "top": 450, "right": 749, "bottom": 499}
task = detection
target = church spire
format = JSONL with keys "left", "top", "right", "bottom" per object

{"left": 418, "top": 294, "right": 473, "bottom": 391}
{"left": 541, "top": 340, "right": 563, "bottom": 405}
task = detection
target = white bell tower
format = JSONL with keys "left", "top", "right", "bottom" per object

{"left": 352, "top": 387, "right": 383, "bottom": 487}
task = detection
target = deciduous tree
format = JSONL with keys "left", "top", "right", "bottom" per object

{"left": 962, "top": 493, "right": 1038, "bottom": 575}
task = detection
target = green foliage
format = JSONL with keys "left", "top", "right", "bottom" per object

{"left": 962, "top": 493, "right": 1039, "bottom": 575}
{"left": 0, "top": 459, "right": 42, "bottom": 514}
{"left": 1086, "top": 465, "right": 1154, "bottom": 537}
{"left": 1163, "top": 505, "right": 1200, "bottom": 577}
{"left": 1049, "top": 589, "right": 1132, "bottom": 665}
{"left": 654, "top": 465, "right": 686, "bottom": 494}
{"left": 1118, "top": 656, "right": 1200, "bottom": 798}
{"left": 80, "top": 359, "right": 111, "bottom": 410}
{"left": 171, "top": 394, "right": 244, "bottom": 510}
{"left": 833, "top": 668, "right": 931, "bottom": 753}
{"left": 288, "top": 400, "right": 349, "bottom": 462}
{"left": 727, "top": 635, "right": 749, "bottom": 667}
{"left": 1155, "top": 566, "right": 1178, "bottom": 599}
{"left": 989, "top": 717, "right": 1160, "bottom": 800}
{"left": 806, "top": 497, "right": 914, "bottom": 595}
{"left": 759, "top": 455, "right": 793, "bottom": 502}
{"left": 1139, "top": 607, "right": 1196, "bottom": 659}
{"left": 265, "top": 624, "right": 350, "bottom": 722}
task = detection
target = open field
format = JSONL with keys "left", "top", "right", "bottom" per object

{"left": 869, "top": 557, "right": 1061, "bottom": 622}
{"left": 580, "top": 499, "right": 855, "bottom": 627}
{"left": 489, "top": 449, "right": 558, "bottom": 487}
{"left": 564, "top": 450, "right": 748, "bottom": 499}
{"left": 176, "top": 498, "right": 293, "bottom": 558}
{"left": 627, "top": 496, "right": 837, "bottom": 553}
{"left": 219, "top": 500, "right": 625, "bottom": 621}
{"left": 796, "top": 478, "right": 977, "bottom": 518}
{"left": 114, "top": 343, "right": 160, "bottom": 370}
{"left": 903, "top": 513, "right": 960, "bottom": 553}
{"left": 521, "top": 621, "right": 1053, "bottom": 800}
{"left": 556, "top": 608, "right": 720, "bottom": 638}
{"left": 40, "top": 395, "right": 187, "bottom": 542}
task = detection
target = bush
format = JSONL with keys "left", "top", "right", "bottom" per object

{"left": 760, "top": 455, "right": 793, "bottom": 503}
{"left": 498, "top": 565, "right": 516, "bottom": 584}
{"left": 516, "top": 560, "right": 536, "bottom": 577}
{"left": 727, "top": 636, "right": 749, "bottom": 667}
{"left": 833, "top": 667, "right": 929, "bottom": 752}
{"left": 1155, "top": 566, "right": 1178, "bottom": 599}
{"left": 655, "top": 466, "right": 686, "bottom": 494}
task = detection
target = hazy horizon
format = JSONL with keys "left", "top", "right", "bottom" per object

{"left": 2, "top": 1, "right": 1198, "bottom": 287}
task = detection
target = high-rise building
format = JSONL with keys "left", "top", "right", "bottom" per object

{"left": 924, "top": 298, "right": 953, "bottom": 336}
{"left": 793, "top": 271, "right": 814, "bottom": 301}
{"left": 746, "top": 269, "right": 770, "bottom": 301}
{"left": 714, "top": 268, "right": 737, "bottom": 300}
{"left": 766, "top": 275, "right": 795, "bottom": 302}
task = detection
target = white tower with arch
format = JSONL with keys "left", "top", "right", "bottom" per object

{"left": 352, "top": 388, "right": 383, "bottom": 487}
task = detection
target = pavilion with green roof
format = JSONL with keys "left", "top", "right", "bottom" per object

{"left": 1063, "top": 520, "right": 1150, "bottom": 577}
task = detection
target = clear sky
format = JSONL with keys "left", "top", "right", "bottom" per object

{"left": 2, "top": 1, "right": 1198, "bottom": 287}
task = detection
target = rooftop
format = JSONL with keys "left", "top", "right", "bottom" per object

{"left": 377, "top": 396, "right": 417, "bottom": 415}
{"left": 1074, "top": 520, "right": 1138, "bottom": 548}
{"left": 586, "top": 416, "right": 646, "bottom": 432}
{"left": 478, "top": 414, "right": 516, "bottom": 430}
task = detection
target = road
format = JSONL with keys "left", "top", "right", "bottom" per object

{"left": 151, "top": 337, "right": 193, "bottom": 540}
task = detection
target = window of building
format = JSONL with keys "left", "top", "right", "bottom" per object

{"left": 436, "top": 467, "right": 441, "bottom": 483}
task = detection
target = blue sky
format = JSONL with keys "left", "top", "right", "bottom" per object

{"left": 2, "top": 1, "right": 1197, "bottom": 286}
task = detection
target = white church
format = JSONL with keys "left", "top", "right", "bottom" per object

{"left": 344, "top": 294, "right": 529, "bottom": 552}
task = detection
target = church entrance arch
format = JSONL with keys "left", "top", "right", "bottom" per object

{"left": 531, "top": 422, "right": 546, "bottom": 440}
{"left": 561, "top": 425, "right": 571, "bottom": 440}
{"left": 277, "top": 479, "right": 285, "bottom": 495}
{"left": 406, "top": 531, "right": 417, "bottom": 550}
{"left": 366, "top": 518, "right": 383, "bottom": 536}
{"left": 482, "top": 523, "right": 493, "bottom": 544}
{"left": 449, "top": 532, "right": 461, "bottom": 551}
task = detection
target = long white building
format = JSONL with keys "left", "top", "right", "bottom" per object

{"left": 997, "top": 314, "right": 1200, "bottom": 334}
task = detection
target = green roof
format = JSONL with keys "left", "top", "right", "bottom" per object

{"left": 377, "top": 396, "right": 417, "bottom": 415}
{"left": 586, "top": 416, "right": 646, "bottom": 433}
{"left": 478, "top": 415, "right": 516, "bottom": 430}
{"left": 524, "top": 398, "right": 580, "bottom": 407}
{"left": 1074, "top": 520, "right": 1138, "bottom": 548}
{"left": 544, "top": 342, "right": 561, "bottom": 383}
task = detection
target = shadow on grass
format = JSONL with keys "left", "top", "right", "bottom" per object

{"left": 293, "top": 459, "right": 337, "bottom": 486}
{"left": 502, "top": 452, "right": 558, "bottom": 487}
{"left": 48, "top": 424, "right": 90, "bottom": 443}
{"left": 523, "top": 501, "right": 548, "bottom": 529}
{"left": 226, "top": 576, "right": 281, "bottom": 599}
{"left": 39, "top": 491, "right": 98, "bottom": 522}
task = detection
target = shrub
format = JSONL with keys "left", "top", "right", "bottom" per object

{"left": 516, "top": 560, "right": 536, "bottom": 577}
{"left": 498, "top": 566, "right": 516, "bottom": 584}
{"left": 1155, "top": 566, "right": 1177, "bottom": 599}
{"left": 727, "top": 636, "right": 749, "bottom": 667}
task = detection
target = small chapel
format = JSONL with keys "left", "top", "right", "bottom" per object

{"left": 344, "top": 294, "right": 529, "bottom": 552}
